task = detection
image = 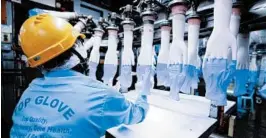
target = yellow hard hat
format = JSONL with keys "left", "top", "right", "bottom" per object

{"left": 19, "top": 14, "right": 85, "bottom": 67}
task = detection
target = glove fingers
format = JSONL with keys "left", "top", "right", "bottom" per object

{"left": 120, "top": 65, "right": 132, "bottom": 88}
{"left": 103, "top": 64, "right": 117, "bottom": 84}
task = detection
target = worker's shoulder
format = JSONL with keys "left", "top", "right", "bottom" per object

{"left": 72, "top": 76, "right": 121, "bottom": 95}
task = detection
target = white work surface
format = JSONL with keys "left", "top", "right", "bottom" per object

{"left": 107, "top": 89, "right": 236, "bottom": 138}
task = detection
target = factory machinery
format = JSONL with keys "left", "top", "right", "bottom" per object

{"left": 2, "top": 0, "right": 266, "bottom": 137}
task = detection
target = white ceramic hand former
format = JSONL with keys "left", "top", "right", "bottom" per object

{"left": 136, "top": 20, "right": 155, "bottom": 95}
{"left": 168, "top": 6, "right": 188, "bottom": 99}
{"left": 158, "top": 26, "right": 171, "bottom": 64}
{"left": 137, "top": 23, "right": 154, "bottom": 65}
{"left": 187, "top": 19, "right": 200, "bottom": 66}
{"left": 120, "top": 24, "right": 135, "bottom": 88}
{"left": 230, "top": 8, "right": 241, "bottom": 37}
{"left": 229, "top": 7, "right": 241, "bottom": 68}
{"left": 104, "top": 30, "right": 118, "bottom": 65}
{"left": 89, "top": 31, "right": 104, "bottom": 63}
{"left": 234, "top": 33, "right": 250, "bottom": 96}
{"left": 236, "top": 33, "right": 249, "bottom": 69}
{"left": 157, "top": 26, "right": 171, "bottom": 86}
{"left": 182, "top": 18, "right": 201, "bottom": 91}
{"left": 122, "top": 24, "right": 135, "bottom": 66}
{"left": 205, "top": 0, "right": 237, "bottom": 61}
{"left": 203, "top": 0, "right": 237, "bottom": 106}
{"left": 103, "top": 30, "right": 119, "bottom": 85}
{"left": 88, "top": 30, "right": 104, "bottom": 80}
{"left": 168, "top": 14, "right": 187, "bottom": 65}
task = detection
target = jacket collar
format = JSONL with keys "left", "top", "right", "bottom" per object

{"left": 44, "top": 69, "right": 84, "bottom": 78}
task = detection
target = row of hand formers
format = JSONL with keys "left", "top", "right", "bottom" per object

{"left": 156, "top": 1, "right": 202, "bottom": 100}
{"left": 28, "top": 3, "right": 252, "bottom": 103}
{"left": 84, "top": 1, "right": 258, "bottom": 104}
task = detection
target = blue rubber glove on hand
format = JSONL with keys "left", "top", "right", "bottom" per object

{"left": 120, "top": 65, "right": 133, "bottom": 88}
{"left": 103, "top": 64, "right": 117, "bottom": 85}
{"left": 88, "top": 61, "right": 98, "bottom": 80}
{"left": 137, "top": 65, "right": 154, "bottom": 95}
{"left": 234, "top": 69, "right": 249, "bottom": 96}
{"left": 203, "top": 59, "right": 236, "bottom": 106}
{"left": 168, "top": 64, "right": 183, "bottom": 100}
{"left": 156, "top": 63, "right": 168, "bottom": 86}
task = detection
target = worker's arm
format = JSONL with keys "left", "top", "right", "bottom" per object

{"left": 101, "top": 89, "right": 149, "bottom": 130}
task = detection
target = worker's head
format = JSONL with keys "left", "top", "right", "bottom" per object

{"left": 19, "top": 14, "right": 88, "bottom": 73}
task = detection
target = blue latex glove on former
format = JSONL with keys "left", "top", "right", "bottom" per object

{"left": 156, "top": 63, "right": 168, "bottom": 86}
{"left": 247, "top": 71, "right": 258, "bottom": 94}
{"left": 180, "top": 65, "right": 194, "bottom": 94}
{"left": 120, "top": 65, "right": 133, "bottom": 88}
{"left": 10, "top": 70, "right": 149, "bottom": 138}
{"left": 249, "top": 71, "right": 258, "bottom": 84}
{"left": 137, "top": 65, "right": 154, "bottom": 95}
{"left": 29, "top": 8, "right": 45, "bottom": 17}
{"left": 168, "top": 64, "right": 183, "bottom": 100}
{"left": 203, "top": 59, "right": 236, "bottom": 106}
{"left": 191, "top": 68, "right": 200, "bottom": 89}
{"left": 103, "top": 64, "right": 117, "bottom": 85}
{"left": 88, "top": 61, "right": 98, "bottom": 80}
{"left": 234, "top": 69, "right": 249, "bottom": 96}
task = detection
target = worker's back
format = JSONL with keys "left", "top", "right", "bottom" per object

{"left": 10, "top": 69, "right": 148, "bottom": 138}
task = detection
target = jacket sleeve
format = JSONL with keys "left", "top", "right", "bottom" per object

{"left": 101, "top": 89, "right": 149, "bottom": 130}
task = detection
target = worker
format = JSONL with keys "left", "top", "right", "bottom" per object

{"left": 10, "top": 14, "right": 149, "bottom": 138}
